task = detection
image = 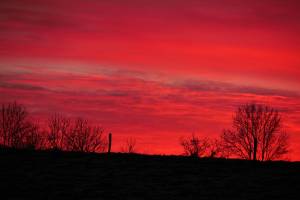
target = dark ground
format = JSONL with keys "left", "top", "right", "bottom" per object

{"left": 0, "top": 149, "right": 299, "bottom": 200}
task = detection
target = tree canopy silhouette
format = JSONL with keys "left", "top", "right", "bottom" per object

{"left": 64, "top": 118, "right": 107, "bottom": 152}
{"left": 47, "top": 114, "right": 70, "bottom": 150}
{"left": 221, "top": 103, "right": 289, "bottom": 161}
{"left": 47, "top": 115, "right": 107, "bottom": 153}
{"left": 0, "top": 102, "right": 43, "bottom": 149}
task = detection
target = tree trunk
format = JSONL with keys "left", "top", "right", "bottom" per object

{"left": 108, "top": 133, "right": 112, "bottom": 154}
{"left": 253, "top": 138, "right": 257, "bottom": 161}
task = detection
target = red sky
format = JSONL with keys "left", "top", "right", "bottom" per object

{"left": 0, "top": 0, "right": 300, "bottom": 159}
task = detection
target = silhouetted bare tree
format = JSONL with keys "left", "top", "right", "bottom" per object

{"left": 64, "top": 118, "right": 107, "bottom": 153}
{"left": 221, "top": 103, "right": 289, "bottom": 161}
{"left": 0, "top": 102, "right": 27, "bottom": 147}
{"left": 0, "top": 102, "right": 44, "bottom": 149}
{"left": 1, "top": 102, "right": 107, "bottom": 152}
{"left": 47, "top": 114, "right": 70, "bottom": 150}
{"left": 121, "top": 137, "right": 137, "bottom": 153}
{"left": 23, "top": 122, "right": 45, "bottom": 150}
{"left": 180, "top": 134, "right": 210, "bottom": 157}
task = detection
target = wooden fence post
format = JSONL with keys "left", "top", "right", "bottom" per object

{"left": 108, "top": 133, "right": 112, "bottom": 154}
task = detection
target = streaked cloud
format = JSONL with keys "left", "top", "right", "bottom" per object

{"left": 0, "top": 67, "right": 299, "bottom": 158}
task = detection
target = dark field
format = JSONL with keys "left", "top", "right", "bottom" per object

{"left": 0, "top": 149, "right": 299, "bottom": 200}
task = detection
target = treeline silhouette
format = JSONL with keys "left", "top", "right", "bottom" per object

{"left": 0, "top": 102, "right": 107, "bottom": 153}
{"left": 180, "top": 103, "right": 290, "bottom": 161}
{"left": 0, "top": 101, "right": 290, "bottom": 161}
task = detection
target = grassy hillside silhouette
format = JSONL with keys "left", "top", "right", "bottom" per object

{"left": 1, "top": 148, "right": 299, "bottom": 199}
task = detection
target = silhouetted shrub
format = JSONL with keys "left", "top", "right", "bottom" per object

{"left": 180, "top": 134, "right": 210, "bottom": 157}
{"left": 121, "top": 137, "right": 137, "bottom": 153}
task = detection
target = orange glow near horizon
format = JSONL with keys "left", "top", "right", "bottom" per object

{"left": 0, "top": 0, "right": 299, "bottom": 160}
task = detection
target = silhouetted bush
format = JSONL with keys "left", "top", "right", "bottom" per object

{"left": 180, "top": 134, "right": 210, "bottom": 157}
{"left": 207, "top": 139, "right": 230, "bottom": 158}
{"left": 121, "top": 137, "right": 137, "bottom": 153}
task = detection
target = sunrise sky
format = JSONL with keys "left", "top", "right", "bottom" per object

{"left": 0, "top": 0, "right": 299, "bottom": 159}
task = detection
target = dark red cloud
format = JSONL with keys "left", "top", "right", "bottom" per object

{"left": 1, "top": 0, "right": 300, "bottom": 86}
